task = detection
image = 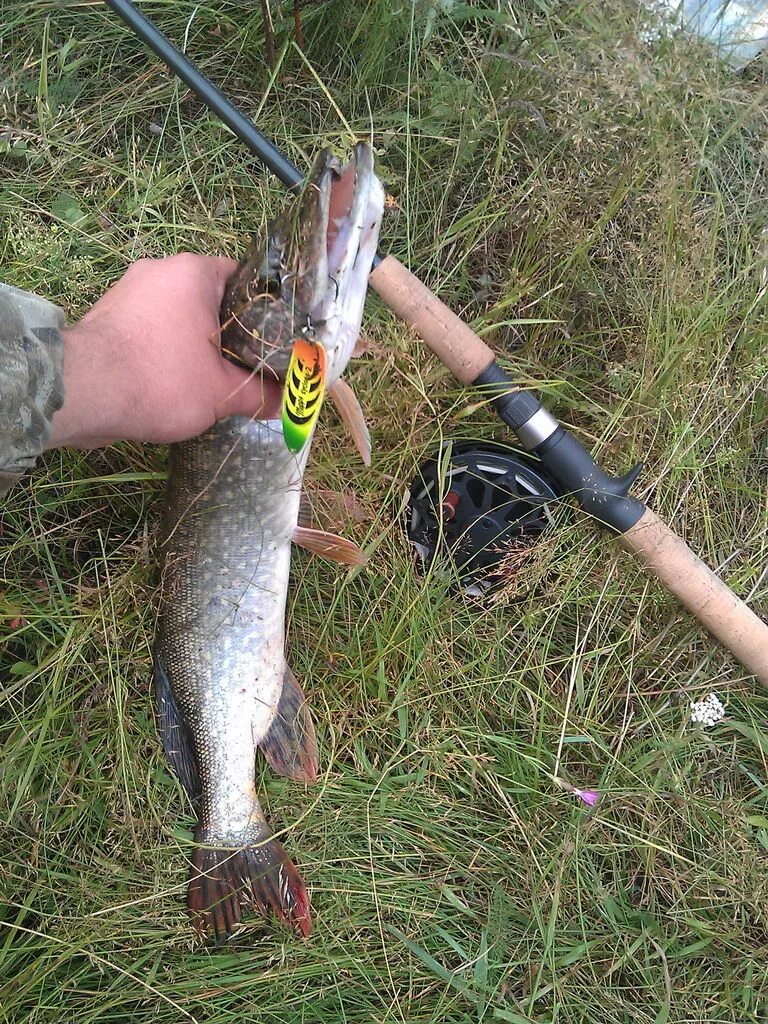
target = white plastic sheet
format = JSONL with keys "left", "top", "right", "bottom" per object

{"left": 656, "top": 1, "right": 768, "bottom": 66}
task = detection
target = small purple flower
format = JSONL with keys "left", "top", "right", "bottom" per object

{"left": 574, "top": 788, "right": 600, "bottom": 807}
{"left": 553, "top": 776, "right": 600, "bottom": 806}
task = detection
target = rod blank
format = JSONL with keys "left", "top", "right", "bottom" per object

{"left": 104, "top": 0, "right": 304, "bottom": 189}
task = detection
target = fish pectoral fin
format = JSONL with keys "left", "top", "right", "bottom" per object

{"left": 352, "top": 333, "right": 371, "bottom": 358}
{"left": 297, "top": 492, "right": 315, "bottom": 530}
{"left": 328, "top": 377, "right": 372, "bottom": 466}
{"left": 189, "top": 823, "right": 311, "bottom": 942}
{"left": 154, "top": 655, "right": 201, "bottom": 799}
{"left": 292, "top": 525, "right": 367, "bottom": 566}
{"left": 260, "top": 664, "right": 318, "bottom": 783}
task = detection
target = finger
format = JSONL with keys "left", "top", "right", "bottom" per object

{"left": 198, "top": 256, "right": 240, "bottom": 300}
{"left": 215, "top": 365, "right": 282, "bottom": 422}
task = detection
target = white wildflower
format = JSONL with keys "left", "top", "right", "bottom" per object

{"left": 690, "top": 692, "right": 726, "bottom": 727}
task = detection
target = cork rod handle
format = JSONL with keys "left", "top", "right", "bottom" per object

{"left": 620, "top": 509, "right": 768, "bottom": 682}
{"left": 370, "top": 255, "right": 494, "bottom": 384}
{"left": 370, "top": 255, "right": 768, "bottom": 685}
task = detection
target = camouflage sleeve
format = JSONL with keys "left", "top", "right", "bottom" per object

{"left": 0, "top": 283, "right": 66, "bottom": 496}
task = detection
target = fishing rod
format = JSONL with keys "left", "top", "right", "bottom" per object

{"left": 103, "top": 0, "right": 768, "bottom": 684}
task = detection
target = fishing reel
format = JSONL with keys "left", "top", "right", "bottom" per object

{"left": 405, "top": 440, "right": 561, "bottom": 596}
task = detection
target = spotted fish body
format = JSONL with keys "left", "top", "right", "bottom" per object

{"left": 155, "top": 144, "right": 384, "bottom": 941}
{"left": 156, "top": 420, "right": 312, "bottom": 936}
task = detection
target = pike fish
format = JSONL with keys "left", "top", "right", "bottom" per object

{"left": 155, "top": 144, "right": 384, "bottom": 941}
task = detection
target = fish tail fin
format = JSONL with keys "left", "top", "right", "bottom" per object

{"left": 188, "top": 827, "right": 311, "bottom": 942}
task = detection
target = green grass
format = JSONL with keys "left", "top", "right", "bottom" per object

{"left": 2, "top": 1, "right": 768, "bottom": 1021}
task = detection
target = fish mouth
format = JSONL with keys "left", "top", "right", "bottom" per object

{"left": 218, "top": 143, "right": 383, "bottom": 382}
{"left": 288, "top": 142, "right": 384, "bottom": 384}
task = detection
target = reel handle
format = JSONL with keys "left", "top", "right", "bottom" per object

{"left": 370, "top": 255, "right": 768, "bottom": 685}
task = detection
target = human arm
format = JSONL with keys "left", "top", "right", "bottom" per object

{"left": 0, "top": 283, "right": 65, "bottom": 494}
{"left": 0, "top": 253, "right": 280, "bottom": 495}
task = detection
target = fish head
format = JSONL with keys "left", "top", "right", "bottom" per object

{"left": 220, "top": 143, "right": 384, "bottom": 387}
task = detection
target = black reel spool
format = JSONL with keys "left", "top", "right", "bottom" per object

{"left": 406, "top": 440, "right": 561, "bottom": 595}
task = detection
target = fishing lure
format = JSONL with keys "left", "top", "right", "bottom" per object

{"left": 281, "top": 337, "right": 327, "bottom": 453}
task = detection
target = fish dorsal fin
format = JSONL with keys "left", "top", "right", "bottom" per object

{"left": 260, "top": 664, "right": 318, "bottom": 783}
{"left": 292, "top": 525, "right": 367, "bottom": 566}
{"left": 328, "top": 378, "right": 372, "bottom": 466}
{"left": 154, "top": 655, "right": 201, "bottom": 799}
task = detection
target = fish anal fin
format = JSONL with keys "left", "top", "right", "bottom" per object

{"left": 188, "top": 825, "right": 311, "bottom": 942}
{"left": 328, "top": 377, "right": 372, "bottom": 466}
{"left": 154, "top": 655, "right": 201, "bottom": 799}
{"left": 260, "top": 664, "right": 318, "bottom": 783}
{"left": 292, "top": 525, "right": 367, "bottom": 566}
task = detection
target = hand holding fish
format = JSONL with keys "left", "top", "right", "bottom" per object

{"left": 48, "top": 253, "right": 281, "bottom": 450}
